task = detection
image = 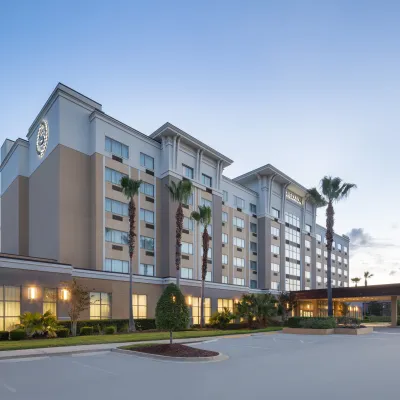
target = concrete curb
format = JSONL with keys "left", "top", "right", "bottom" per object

{"left": 112, "top": 348, "right": 229, "bottom": 362}
{"left": 0, "top": 348, "right": 112, "bottom": 361}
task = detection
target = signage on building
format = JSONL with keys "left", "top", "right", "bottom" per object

{"left": 286, "top": 190, "right": 302, "bottom": 205}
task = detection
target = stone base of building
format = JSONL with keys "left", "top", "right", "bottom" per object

{"left": 334, "top": 327, "right": 373, "bottom": 335}
{"left": 283, "top": 327, "right": 335, "bottom": 335}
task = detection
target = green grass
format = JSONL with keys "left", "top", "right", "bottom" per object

{"left": 0, "top": 327, "right": 282, "bottom": 352}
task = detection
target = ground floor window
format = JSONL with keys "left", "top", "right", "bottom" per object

{"left": 299, "top": 301, "right": 314, "bottom": 317}
{"left": 0, "top": 286, "right": 21, "bottom": 331}
{"left": 43, "top": 288, "right": 57, "bottom": 317}
{"left": 218, "top": 298, "right": 233, "bottom": 313}
{"left": 133, "top": 294, "right": 147, "bottom": 319}
{"left": 90, "top": 292, "right": 111, "bottom": 320}
{"left": 191, "top": 297, "right": 211, "bottom": 325}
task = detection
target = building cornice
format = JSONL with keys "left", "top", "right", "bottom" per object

{"left": 0, "top": 139, "right": 29, "bottom": 172}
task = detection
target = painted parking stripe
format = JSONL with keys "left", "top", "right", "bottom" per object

{"left": 3, "top": 383, "right": 16, "bottom": 393}
{"left": 72, "top": 351, "right": 110, "bottom": 357}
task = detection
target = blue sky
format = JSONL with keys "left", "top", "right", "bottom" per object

{"left": 1, "top": 0, "right": 399, "bottom": 284}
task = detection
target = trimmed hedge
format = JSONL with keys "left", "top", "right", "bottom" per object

{"left": 104, "top": 326, "right": 116, "bottom": 335}
{"left": 58, "top": 319, "right": 156, "bottom": 333}
{"left": 80, "top": 326, "right": 94, "bottom": 336}
{"left": 288, "top": 317, "right": 336, "bottom": 329}
{"left": 55, "top": 328, "right": 69, "bottom": 338}
{"left": 10, "top": 329, "right": 27, "bottom": 341}
{"left": 0, "top": 331, "right": 9, "bottom": 341}
{"left": 363, "top": 316, "right": 391, "bottom": 323}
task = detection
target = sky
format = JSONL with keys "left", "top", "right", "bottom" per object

{"left": 1, "top": 0, "right": 399, "bottom": 285}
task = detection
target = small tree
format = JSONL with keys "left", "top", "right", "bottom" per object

{"left": 340, "top": 302, "right": 350, "bottom": 317}
{"left": 351, "top": 277, "right": 361, "bottom": 287}
{"left": 253, "top": 293, "right": 277, "bottom": 327}
{"left": 155, "top": 284, "right": 189, "bottom": 344}
{"left": 209, "top": 308, "right": 236, "bottom": 329}
{"left": 277, "top": 291, "right": 297, "bottom": 322}
{"left": 67, "top": 279, "right": 90, "bottom": 336}
{"left": 364, "top": 271, "right": 373, "bottom": 286}
{"left": 236, "top": 295, "right": 256, "bottom": 328}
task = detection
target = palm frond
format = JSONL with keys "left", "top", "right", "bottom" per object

{"left": 166, "top": 179, "right": 193, "bottom": 203}
{"left": 337, "top": 183, "right": 357, "bottom": 200}
{"left": 321, "top": 176, "right": 333, "bottom": 198}
{"left": 307, "top": 187, "right": 327, "bottom": 207}
{"left": 191, "top": 205, "right": 212, "bottom": 226}
{"left": 191, "top": 211, "right": 201, "bottom": 222}
{"left": 120, "top": 177, "right": 142, "bottom": 198}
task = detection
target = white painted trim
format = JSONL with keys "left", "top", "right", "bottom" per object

{"left": 0, "top": 258, "right": 72, "bottom": 274}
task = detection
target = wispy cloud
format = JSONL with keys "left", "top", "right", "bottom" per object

{"left": 347, "top": 228, "right": 395, "bottom": 250}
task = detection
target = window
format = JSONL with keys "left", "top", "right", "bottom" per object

{"left": 250, "top": 261, "right": 257, "bottom": 271}
{"left": 105, "top": 259, "right": 129, "bottom": 273}
{"left": 344, "top": 282, "right": 348, "bottom": 287}
{"left": 332, "top": 254, "right": 336, "bottom": 261}
{"left": 105, "top": 137, "right": 129, "bottom": 159}
{"left": 202, "top": 174, "right": 212, "bottom": 187}
{"left": 250, "top": 203, "right": 257, "bottom": 213}
{"left": 105, "top": 228, "right": 128, "bottom": 245}
{"left": 324, "top": 264, "right": 328, "bottom": 271}
{"left": 205, "top": 272, "right": 212, "bottom": 282}
{"left": 185, "top": 193, "right": 194, "bottom": 206}
{"left": 222, "top": 254, "right": 228, "bottom": 264}
{"left": 43, "top": 288, "right": 57, "bottom": 317}
{"left": 332, "top": 241, "right": 336, "bottom": 249}
{"left": 305, "top": 240, "right": 311, "bottom": 249}
{"left": 133, "top": 294, "right": 147, "bottom": 319}
{"left": 305, "top": 255, "right": 311, "bottom": 264}
{"left": 285, "top": 278, "right": 300, "bottom": 291}
{"left": 316, "top": 261, "right": 322, "bottom": 271}
{"left": 233, "top": 217, "right": 245, "bottom": 228}
{"left": 285, "top": 212, "right": 300, "bottom": 228}
{"left": 332, "top": 279, "right": 336, "bottom": 286}
{"left": 234, "top": 196, "right": 245, "bottom": 209}
{"left": 200, "top": 224, "right": 212, "bottom": 235}
{"left": 181, "top": 267, "right": 193, "bottom": 279}
{"left": 201, "top": 247, "right": 212, "bottom": 259}
{"left": 332, "top": 266, "right": 336, "bottom": 273}
{"left": 285, "top": 226, "right": 300, "bottom": 244}
{"left": 222, "top": 212, "right": 228, "bottom": 222}
{"left": 250, "top": 280, "right": 257, "bottom": 289}
{"left": 250, "top": 223, "right": 257, "bottom": 233}
{"left": 344, "top": 258, "right": 348, "bottom": 265}
{"left": 200, "top": 198, "right": 212, "bottom": 208}
{"left": 218, "top": 299, "right": 233, "bottom": 312}
{"left": 338, "top": 268, "right": 342, "bottom": 276}
{"left": 305, "top": 271, "right": 311, "bottom": 279}
{"left": 183, "top": 217, "right": 194, "bottom": 231}
{"left": 271, "top": 226, "right": 280, "bottom": 237}
{"left": 222, "top": 276, "right": 228, "bottom": 284}
{"left": 338, "top": 256, "right": 342, "bottom": 263}
{"left": 183, "top": 164, "right": 194, "bottom": 179}
{"left": 233, "top": 257, "right": 245, "bottom": 267}
{"left": 316, "top": 233, "right": 322, "bottom": 242}
{"left": 140, "top": 236, "right": 154, "bottom": 251}
{"left": 105, "top": 167, "right": 127, "bottom": 185}
{"left": 337, "top": 243, "right": 342, "bottom": 251}
{"left": 233, "top": 237, "right": 245, "bottom": 248}
{"left": 271, "top": 245, "right": 280, "bottom": 255}
{"left": 139, "top": 264, "right": 154, "bottom": 276}
{"left": 271, "top": 281, "right": 280, "bottom": 290}
{"left": 181, "top": 242, "right": 193, "bottom": 255}
{"left": 272, "top": 208, "right": 280, "bottom": 219}
{"left": 223, "top": 190, "right": 228, "bottom": 202}
{"left": 324, "top": 250, "right": 328, "bottom": 258}
{"left": 90, "top": 292, "right": 111, "bottom": 320}
{"left": 140, "top": 209, "right": 154, "bottom": 224}
{"left": 250, "top": 242, "right": 257, "bottom": 252}
{"left": 305, "top": 224, "right": 311, "bottom": 233}
{"left": 271, "top": 263, "right": 280, "bottom": 273}
{"left": 344, "top": 246, "right": 348, "bottom": 254}
{"left": 285, "top": 243, "right": 300, "bottom": 261}
{"left": 191, "top": 297, "right": 211, "bottom": 324}
{"left": 222, "top": 233, "right": 228, "bottom": 244}
{"left": 317, "top": 276, "right": 322, "bottom": 283}
{"left": 140, "top": 153, "right": 154, "bottom": 170}
{"left": 344, "top": 270, "right": 348, "bottom": 277}
{"left": 105, "top": 198, "right": 128, "bottom": 216}
{"left": 316, "top": 248, "right": 322, "bottom": 256}
{"left": 140, "top": 182, "right": 155, "bottom": 197}
{"left": 233, "top": 277, "right": 245, "bottom": 286}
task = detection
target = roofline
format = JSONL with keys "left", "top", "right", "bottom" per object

{"left": 222, "top": 175, "right": 258, "bottom": 196}
{"left": 151, "top": 122, "right": 233, "bottom": 165}
{"left": 0, "top": 138, "right": 29, "bottom": 172}
{"left": 315, "top": 224, "right": 350, "bottom": 242}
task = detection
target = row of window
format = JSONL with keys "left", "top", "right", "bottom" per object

{"left": 105, "top": 168, "right": 155, "bottom": 197}
{"left": 104, "top": 259, "right": 155, "bottom": 276}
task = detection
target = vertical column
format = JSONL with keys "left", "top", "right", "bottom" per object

{"left": 391, "top": 296, "right": 398, "bottom": 327}
{"left": 212, "top": 194, "right": 223, "bottom": 283}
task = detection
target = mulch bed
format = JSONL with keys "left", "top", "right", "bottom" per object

{"left": 130, "top": 343, "right": 219, "bottom": 358}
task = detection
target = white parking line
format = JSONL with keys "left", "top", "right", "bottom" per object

{"left": 71, "top": 360, "right": 117, "bottom": 375}
{"left": 244, "top": 345, "right": 271, "bottom": 350}
{"left": 3, "top": 383, "right": 16, "bottom": 393}
{"left": 72, "top": 351, "right": 110, "bottom": 357}
{"left": 300, "top": 340, "right": 304, "bottom": 344}
{"left": 0, "top": 356, "right": 49, "bottom": 363}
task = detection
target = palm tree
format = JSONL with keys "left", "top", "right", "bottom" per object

{"left": 166, "top": 180, "right": 193, "bottom": 287}
{"left": 308, "top": 176, "right": 356, "bottom": 317}
{"left": 191, "top": 205, "right": 212, "bottom": 328}
{"left": 120, "top": 176, "right": 142, "bottom": 333}
{"left": 351, "top": 277, "right": 361, "bottom": 287}
{"left": 364, "top": 271, "right": 373, "bottom": 286}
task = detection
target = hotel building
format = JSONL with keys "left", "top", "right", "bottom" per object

{"left": 0, "top": 83, "right": 350, "bottom": 330}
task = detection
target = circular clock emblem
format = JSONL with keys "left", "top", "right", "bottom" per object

{"left": 36, "top": 120, "right": 49, "bottom": 157}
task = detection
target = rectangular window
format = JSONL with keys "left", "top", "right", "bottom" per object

{"left": 105, "top": 167, "right": 127, "bottom": 185}
{"left": 338, "top": 268, "right": 342, "bottom": 276}
{"left": 140, "top": 153, "right": 154, "bottom": 170}
{"left": 317, "top": 276, "right": 322, "bottom": 283}
{"left": 233, "top": 257, "right": 245, "bottom": 267}
{"left": 133, "top": 294, "right": 147, "bottom": 319}
{"left": 305, "top": 224, "right": 311, "bottom": 233}
{"left": 337, "top": 243, "right": 342, "bottom": 251}
{"left": 271, "top": 245, "right": 280, "bottom": 255}
{"left": 105, "top": 228, "right": 128, "bottom": 245}
{"left": 316, "top": 261, "right": 322, "bottom": 271}
{"left": 222, "top": 212, "right": 228, "bottom": 222}
{"left": 140, "top": 182, "right": 155, "bottom": 197}
{"left": 43, "top": 288, "right": 57, "bottom": 317}
{"left": 305, "top": 255, "right": 311, "bottom": 264}
{"left": 222, "top": 233, "right": 228, "bottom": 244}
{"left": 222, "top": 276, "right": 228, "bottom": 284}
{"left": 90, "top": 292, "right": 111, "bottom": 320}
{"left": 285, "top": 226, "right": 300, "bottom": 244}
{"left": 201, "top": 247, "right": 212, "bottom": 259}
{"left": 222, "top": 254, "right": 228, "bottom": 264}
{"left": 233, "top": 237, "right": 245, "bottom": 248}
{"left": 272, "top": 208, "right": 280, "bottom": 219}
{"left": 324, "top": 250, "right": 328, "bottom": 258}
{"left": 250, "top": 223, "right": 257, "bottom": 233}
{"left": 344, "top": 282, "right": 348, "bottom": 287}
{"left": 200, "top": 198, "right": 212, "bottom": 208}
{"left": 332, "top": 266, "right": 336, "bottom": 273}
{"left": 285, "top": 212, "right": 300, "bottom": 228}
{"left": 105, "top": 198, "right": 129, "bottom": 216}
{"left": 332, "top": 254, "right": 336, "bottom": 261}
{"left": 344, "top": 258, "right": 348, "bottom": 265}
{"left": 185, "top": 193, "right": 194, "bottom": 206}
{"left": 205, "top": 272, "right": 212, "bottom": 282}
{"left": 285, "top": 260, "right": 301, "bottom": 277}
{"left": 202, "top": 174, "right": 212, "bottom": 187}
{"left": 218, "top": 299, "right": 233, "bottom": 312}
{"left": 271, "top": 281, "right": 280, "bottom": 290}
{"left": 316, "top": 233, "right": 322, "bottom": 242}
{"left": 324, "top": 264, "right": 328, "bottom": 271}
{"left": 316, "top": 248, "right": 322, "bottom": 256}
{"left": 285, "top": 278, "right": 300, "bottom": 291}
{"left": 271, "top": 226, "right": 280, "bottom": 237}
{"left": 250, "top": 203, "right": 257, "bottom": 213}
{"left": 344, "top": 246, "right": 348, "bottom": 254}
{"left": 181, "top": 267, "right": 193, "bottom": 279}
{"left": 140, "top": 209, "right": 154, "bottom": 224}
{"left": 305, "top": 271, "right": 311, "bottom": 279}
{"left": 191, "top": 297, "right": 211, "bottom": 325}
{"left": 250, "top": 261, "right": 257, "bottom": 271}
{"left": 200, "top": 224, "right": 212, "bottom": 235}
{"left": 105, "top": 137, "right": 129, "bottom": 159}
{"left": 233, "top": 217, "right": 245, "bottom": 228}
{"left": 183, "top": 217, "right": 194, "bottom": 231}
{"left": 234, "top": 196, "right": 245, "bottom": 209}
{"left": 181, "top": 242, "right": 193, "bottom": 255}
{"left": 223, "top": 190, "right": 228, "bottom": 202}
{"left": 233, "top": 277, "right": 245, "bottom": 286}
{"left": 250, "top": 242, "right": 257, "bottom": 252}
{"left": 139, "top": 264, "right": 154, "bottom": 276}
{"left": 250, "top": 280, "right": 257, "bottom": 289}
{"left": 140, "top": 236, "right": 155, "bottom": 251}
{"left": 344, "top": 270, "right": 348, "bottom": 277}
{"left": 271, "top": 263, "right": 280, "bottom": 273}
{"left": 285, "top": 243, "right": 300, "bottom": 261}
{"left": 305, "top": 240, "right": 311, "bottom": 249}
{"left": 332, "top": 241, "right": 336, "bottom": 249}
{"left": 105, "top": 259, "right": 129, "bottom": 274}
{"left": 182, "top": 164, "right": 194, "bottom": 179}
{"left": 338, "top": 256, "right": 342, "bottom": 263}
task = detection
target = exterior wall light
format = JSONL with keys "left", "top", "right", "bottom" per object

{"left": 28, "top": 287, "right": 37, "bottom": 300}
{"left": 187, "top": 296, "right": 192, "bottom": 306}
{"left": 61, "top": 289, "right": 70, "bottom": 301}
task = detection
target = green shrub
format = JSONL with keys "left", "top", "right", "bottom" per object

{"left": 80, "top": 326, "right": 94, "bottom": 336}
{"left": 0, "top": 331, "right": 9, "bottom": 341}
{"left": 209, "top": 308, "right": 236, "bottom": 329}
{"left": 288, "top": 317, "right": 336, "bottom": 329}
{"left": 287, "top": 317, "right": 304, "bottom": 328}
{"left": 364, "top": 316, "right": 391, "bottom": 323}
{"left": 55, "top": 328, "right": 69, "bottom": 338}
{"left": 337, "top": 316, "right": 361, "bottom": 326}
{"left": 104, "top": 326, "right": 116, "bottom": 335}
{"left": 19, "top": 311, "right": 58, "bottom": 338}
{"left": 57, "top": 319, "right": 156, "bottom": 333}
{"left": 10, "top": 329, "right": 27, "bottom": 341}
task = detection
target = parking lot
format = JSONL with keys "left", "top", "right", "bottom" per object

{"left": 1, "top": 328, "right": 399, "bottom": 400}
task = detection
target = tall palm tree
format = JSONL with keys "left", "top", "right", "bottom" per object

{"left": 351, "top": 277, "right": 361, "bottom": 287}
{"left": 120, "top": 176, "right": 142, "bottom": 333}
{"left": 166, "top": 180, "right": 193, "bottom": 287}
{"left": 191, "top": 205, "right": 212, "bottom": 328}
{"left": 364, "top": 271, "right": 373, "bottom": 286}
{"left": 308, "top": 176, "right": 356, "bottom": 317}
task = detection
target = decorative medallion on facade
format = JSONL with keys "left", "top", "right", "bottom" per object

{"left": 36, "top": 120, "right": 49, "bottom": 158}
{"left": 286, "top": 189, "right": 302, "bottom": 205}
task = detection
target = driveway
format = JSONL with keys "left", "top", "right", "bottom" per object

{"left": 1, "top": 329, "right": 399, "bottom": 399}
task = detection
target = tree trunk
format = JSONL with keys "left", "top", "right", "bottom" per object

{"left": 365, "top": 279, "right": 367, "bottom": 286}
{"left": 326, "top": 201, "right": 335, "bottom": 317}
{"left": 200, "top": 278, "right": 205, "bottom": 328}
{"left": 200, "top": 228, "right": 210, "bottom": 328}
{"left": 128, "top": 197, "right": 136, "bottom": 333}
{"left": 71, "top": 320, "right": 77, "bottom": 337}
{"left": 170, "top": 330, "right": 173, "bottom": 345}
{"left": 175, "top": 203, "right": 183, "bottom": 287}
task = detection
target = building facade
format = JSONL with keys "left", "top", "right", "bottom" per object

{"left": 0, "top": 83, "right": 350, "bottom": 329}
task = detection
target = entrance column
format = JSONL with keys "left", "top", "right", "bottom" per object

{"left": 391, "top": 296, "right": 398, "bottom": 328}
